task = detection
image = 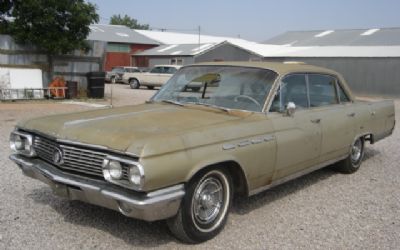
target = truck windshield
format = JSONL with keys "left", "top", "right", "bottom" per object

{"left": 152, "top": 66, "right": 277, "bottom": 112}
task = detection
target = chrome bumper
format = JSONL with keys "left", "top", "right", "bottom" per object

{"left": 9, "top": 154, "right": 185, "bottom": 221}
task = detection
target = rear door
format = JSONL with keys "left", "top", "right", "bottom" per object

{"left": 158, "top": 67, "right": 178, "bottom": 86}
{"left": 307, "top": 74, "right": 355, "bottom": 162}
{"left": 144, "top": 66, "right": 162, "bottom": 85}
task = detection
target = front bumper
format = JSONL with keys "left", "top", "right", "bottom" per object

{"left": 9, "top": 154, "right": 185, "bottom": 221}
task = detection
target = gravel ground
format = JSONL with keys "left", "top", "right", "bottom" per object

{"left": 0, "top": 84, "right": 399, "bottom": 249}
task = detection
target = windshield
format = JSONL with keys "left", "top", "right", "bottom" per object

{"left": 111, "top": 67, "right": 123, "bottom": 72}
{"left": 152, "top": 66, "right": 277, "bottom": 112}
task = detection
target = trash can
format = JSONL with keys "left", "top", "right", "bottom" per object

{"left": 86, "top": 71, "right": 106, "bottom": 98}
{"left": 66, "top": 81, "right": 78, "bottom": 99}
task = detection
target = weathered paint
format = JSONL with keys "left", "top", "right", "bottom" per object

{"left": 15, "top": 62, "right": 396, "bottom": 192}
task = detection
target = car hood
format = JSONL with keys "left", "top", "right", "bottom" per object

{"left": 18, "top": 103, "right": 250, "bottom": 157}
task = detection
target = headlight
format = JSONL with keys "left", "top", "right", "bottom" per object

{"left": 129, "top": 165, "right": 143, "bottom": 186}
{"left": 108, "top": 161, "right": 123, "bottom": 179}
{"left": 10, "top": 131, "right": 36, "bottom": 157}
{"left": 102, "top": 156, "right": 144, "bottom": 190}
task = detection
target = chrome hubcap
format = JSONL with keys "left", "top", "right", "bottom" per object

{"left": 351, "top": 139, "right": 362, "bottom": 163}
{"left": 193, "top": 177, "right": 223, "bottom": 224}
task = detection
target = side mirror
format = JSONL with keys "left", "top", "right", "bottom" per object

{"left": 286, "top": 102, "right": 296, "bottom": 116}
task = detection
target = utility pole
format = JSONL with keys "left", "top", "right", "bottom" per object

{"left": 198, "top": 25, "right": 201, "bottom": 49}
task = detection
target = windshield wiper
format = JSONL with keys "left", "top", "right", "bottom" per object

{"left": 161, "top": 100, "right": 184, "bottom": 106}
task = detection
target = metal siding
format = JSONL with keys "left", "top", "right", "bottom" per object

{"left": 0, "top": 35, "right": 106, "bottom": 89}
{"left": 148, "top": 57, "right": 194, "bottom": 68}
{"left": 263, "top": 28, "right": 400, "bottom": 46}
{"left": 195, "top": 44, "right": 260, "bottom": 62}
{"left": 263, "top": 57, "right": 400, "bottom": 96}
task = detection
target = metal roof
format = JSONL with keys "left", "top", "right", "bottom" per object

{"left": 87, "top": 24, "right": 160, "bottom": 45}
{"left": 263, "top": 28, "right": 400, "bottom": 46}
{"left": 259, "top": 46, "right": 400, "bottom": 58}
{"left": 134, "top": 29, "right": 253, "bottom": 45}
{"left": 134, "top": 43, "right": 217, "bottom": 56}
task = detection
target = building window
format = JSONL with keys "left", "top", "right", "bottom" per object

{"left": 170, "top": 58, "right": 184, "bottom": 65}
{"left": 107, "top": 43, "right": 130, "bottom": 52}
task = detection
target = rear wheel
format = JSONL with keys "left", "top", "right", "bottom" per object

{"left": 335, "top": 137, "right": 365, "bottom": 174}
{"left": 129, "top": 78, "right": 140, "bottom": 89}
{"left": 167, "top": 168, "right": 232, "bottom": 243}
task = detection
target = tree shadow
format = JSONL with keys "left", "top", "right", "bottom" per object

{"left": 27, "top": 188, "right": 178, "bottom": 248}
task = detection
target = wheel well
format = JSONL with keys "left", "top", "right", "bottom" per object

{"left": 190, "top": 161, "right": 249, "bottom": 198}
{"left": 129, "top": 78, "right": 139, "bottom": 83}
{"left": 363, "top": 133, "right": 373, "bottom": 144}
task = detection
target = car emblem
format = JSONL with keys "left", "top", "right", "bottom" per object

{"left": 52, "top": 147, "right": 64, "bottom": 165}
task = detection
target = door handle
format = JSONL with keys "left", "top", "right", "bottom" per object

{"left": 311, "top": 118, "right": 321, "bottom": 124}
{"left": 347, "top": 112, "right": 356, "bottom": 117}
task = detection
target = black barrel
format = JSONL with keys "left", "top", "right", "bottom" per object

{"left": 86, "top": 71, "right": 106, "bottom": 98}
{"left": 66, "top": 81, "right": 78, "bottom": 99}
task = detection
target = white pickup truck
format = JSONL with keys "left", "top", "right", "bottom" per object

{"left": 122, "top": 65, "right": 181, "bottom": 89}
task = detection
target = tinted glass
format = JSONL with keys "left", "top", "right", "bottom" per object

{"left": 280, "top": 74, "right": 308, "bottom": 108}
{"left": 152, "top": 66, "right": 277, "bottom": 112}
{"left": 165, "top": 67, "right": 178, "bottom": 74}
{"left": 150, "top": 67, "right": 162, "bottom": 73}
{"left": 111, "top": 67, "right": 123, "bottom": 73}
{"left": 309, "top": 75, "right": 338, "bottom": 107}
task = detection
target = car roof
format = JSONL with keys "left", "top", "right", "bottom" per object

{"left": 191, "top": 61, "right": 339, "bottom": 76}
{"left": 113, "top": 66, "right": 138, "bottom": 69}
{"left": 154, "top": 65, "right": 182, "bottom": 68}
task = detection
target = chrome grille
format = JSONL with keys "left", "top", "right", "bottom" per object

{"left": 34, "top": 136, "right": 106, "bottom": 178}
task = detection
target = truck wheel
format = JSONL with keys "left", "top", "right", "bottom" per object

{"left": 335, "top": 137, "right": 365, "bottom": 174}
{"left": 167, "top": 168, "right": 232, "bottom": 243}
{"left": 129, "top": 79, "right": 140, "bottom": 89}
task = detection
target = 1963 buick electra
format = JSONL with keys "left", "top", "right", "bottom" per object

{"left": 9, "top": 62, "right": 395, "bottom": 243}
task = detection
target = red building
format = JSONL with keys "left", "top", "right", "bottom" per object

{"left": 88, "top": 24, "right": 160, "bottom": 71}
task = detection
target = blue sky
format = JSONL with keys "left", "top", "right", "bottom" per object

{"left": 88, "top": 0, "right": 400, "bottom": 42}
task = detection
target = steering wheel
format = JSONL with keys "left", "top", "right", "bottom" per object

{"left": 234, "top": 95, "right": 261, "bottom": 108}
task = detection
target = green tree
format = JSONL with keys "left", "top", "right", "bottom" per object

{"left": 0, "top": 0, "right": 13, "bottom": 33}
{"left": 5, "top": 0, "right": 99, "bottom": 79}
{"left": 110, "top": 14, "right": 149, "bottom": 30}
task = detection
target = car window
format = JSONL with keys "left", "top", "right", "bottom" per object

{"left": 308, "top": 74, "right": 338, "bottom": 107}
{"left": 111, "top": 67, "right": 123, "bottom": 73}
{"left": 337, "top": 82, "right": 350, "bottom": 103}
{"left": 165, "top": 67, "right": 178, "bottom": 74}
{"left": 280, "top": 74, "right": 308, "bottom": 109}
{"left": 150, "top": 67, "right": 162, "bottom": 73}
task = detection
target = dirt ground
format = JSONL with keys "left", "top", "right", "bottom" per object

{"left": 0, "top": 84, "right": 399, "bottom": 249}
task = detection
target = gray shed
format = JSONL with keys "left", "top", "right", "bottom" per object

{"left": 261, "top": 28, "right": 400, "bottom": 97}
{"left": 133, "top": 41, "right": 262, "bottom": 68}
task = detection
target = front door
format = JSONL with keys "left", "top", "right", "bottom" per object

{"left": 269, "top": 74, "right": 322, "bottom": 180}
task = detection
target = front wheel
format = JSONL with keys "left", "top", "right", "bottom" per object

{"left": 335, "top": 137, "right": 365, "bottom": 174}
{"left": 167, "top": 168, "right": 232, "bottom": 243}
{"left": 129, "top": 79, "right": 140, "bottom": 89}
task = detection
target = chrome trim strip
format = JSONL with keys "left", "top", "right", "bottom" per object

{"left": 16, "top": 127, "right": 140, "bottom": 158}
{"left": 10, "top": 154, "right": 184, "bottom": 221}
{"left": 249, "top": 155, "right": 347, "bottom": 196}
